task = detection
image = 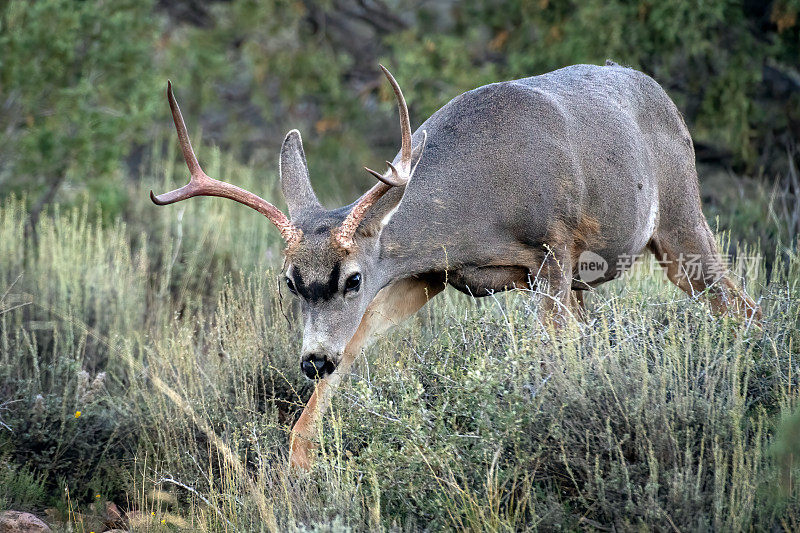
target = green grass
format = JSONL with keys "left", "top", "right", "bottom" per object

{"left": 0, "top": 148, "right": 798, "bottom": 531}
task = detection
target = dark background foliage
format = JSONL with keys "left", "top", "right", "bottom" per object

{"left": 2, "top": 0, "right": 800, "bottom": 213}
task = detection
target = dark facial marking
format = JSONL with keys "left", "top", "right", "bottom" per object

{"left": 327, "top": 262, "right": 340, "bottom": 296}
{"left": 292, "top": 263, "right": 341, "bottom": 302}
{"left": 292, "top": 269, "right": 307, "bottom": 296}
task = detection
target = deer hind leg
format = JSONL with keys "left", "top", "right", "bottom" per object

{"left": 536, "top": 247, "right": 575, "bottom": 329}
{"left": 290, "top": 274, "right": 446, "bottom": 470}
{"left": 647, "top": 222, "right": 761, "bottom": 323}
{"left": 570, "top": 290, "right": 587, "bottom": 322}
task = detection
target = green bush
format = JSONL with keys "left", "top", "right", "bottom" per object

{"left": 3, "top": 0, "right": 799, "bottom": 214}
{"left": 0, "top": 0, "right": 160, "bottom": 216}
{"left": 386, "top": 0, "right": 799, "bottom": 170}
{"left": 0, "top": 458, "right": 47, "bottom": 511}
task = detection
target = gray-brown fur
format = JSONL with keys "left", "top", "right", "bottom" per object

{"left": 278, "top": 63, "right": 759, "bottom": 378}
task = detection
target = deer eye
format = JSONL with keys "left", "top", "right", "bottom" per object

{"left": 344, "top": 273, "right": 361, "bottom": 293}
{"left": 285, "top": 276, "right": 297, "bottom": 295}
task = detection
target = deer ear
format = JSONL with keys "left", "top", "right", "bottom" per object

{"left": 409, "top": 134, "right": 426, "bottom": 172}
{"left": 280, "top": 130, "right": 321, "bottom": 219}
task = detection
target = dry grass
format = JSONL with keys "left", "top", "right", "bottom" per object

{"left": 0, "top": 148, "right": 798, "bottom": 531}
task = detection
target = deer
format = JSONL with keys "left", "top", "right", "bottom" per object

{"left": 151, "top": 62, "right": 761, "bottom": 469}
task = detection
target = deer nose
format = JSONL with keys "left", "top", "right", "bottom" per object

{"left": 301, "top": 354, "right": 335, "bottom": 380}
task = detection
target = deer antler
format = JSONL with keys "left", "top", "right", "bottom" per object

{"left": 151, "top": 82, "right": 302, "bottom": 248}
{"left": 335, "top": 66, "right": 426, "bottom": 250}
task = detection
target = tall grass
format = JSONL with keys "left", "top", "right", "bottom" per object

{"left": 0, "top": 148, "right": 798, "bottom": 530}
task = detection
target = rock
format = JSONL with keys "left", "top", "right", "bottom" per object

{"left": 0, "top": 511, "right": 51, "bottom": 533}
{"left": 104, "top": 501, "right": 126, "bottom": 529}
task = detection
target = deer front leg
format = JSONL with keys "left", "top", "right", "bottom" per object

{"left": 289, "top": 275, "right": 445, "bottom": 470}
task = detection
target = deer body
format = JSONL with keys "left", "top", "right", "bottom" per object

{"left": 152, "top": 63, "right": 760, "bottom": 470}
{"left": 373, "top": 64, "right": 669, "bottom": 292}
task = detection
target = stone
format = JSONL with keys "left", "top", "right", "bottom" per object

{"left": 0, "top": 511, "right": 52, "bottom": 533}
{"left": 104, "top": 501, "right": 126, "bottom": 529}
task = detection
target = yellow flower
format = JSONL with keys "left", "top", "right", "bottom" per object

{"left": 95, "top": 494, "right": 100, "bottom": 498}
{"left": 161, "top": 519, "right": 166, "bottom": 524}
{"left": 74, "top": 411, "right": 81, "bottom": 418}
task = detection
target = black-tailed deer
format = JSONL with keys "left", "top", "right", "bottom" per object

{"left": 152, "top": 63, "right": 761, "bottom": 469}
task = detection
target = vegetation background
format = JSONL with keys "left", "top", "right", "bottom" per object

{"left": 0, "top": 0, "right": 799, "bottom": 531}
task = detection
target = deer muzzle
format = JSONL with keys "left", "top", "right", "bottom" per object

{"left": 301, "top": 353, "right": 337, "bottom": 380}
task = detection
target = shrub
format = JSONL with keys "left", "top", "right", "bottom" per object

{"left": 0, "top": 0, "right": 160, "bottom": 217}
{"left": 0, "top": 157, "right": 798, "bottom": 529}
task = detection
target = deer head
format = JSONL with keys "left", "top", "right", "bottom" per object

{"left": 152, "top": 66, "right": 426, "bottom": 379}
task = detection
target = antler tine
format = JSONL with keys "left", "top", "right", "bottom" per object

{"left": 149, "top": 81, "right": 207, "bottom": 206}
{"left": 379, "top": 64, "right": 412, "bottom": 171}
{"left": 151, "top": 82, "right": 301, "bottom": 246}
{"left": 336, "top": 67, "right": 427, "bottom": 251}
{"left": 361, "top": 66, "right": 420, "bottom": 188}
{"left": 167, "top": 80, "right": 202, "bottom": 178}
{"left": 363, "top": 161, "right": 407, "bottom": 187}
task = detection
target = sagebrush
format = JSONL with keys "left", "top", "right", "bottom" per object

{"left": 0, "top": 150, "right": 798, "bottom": 531}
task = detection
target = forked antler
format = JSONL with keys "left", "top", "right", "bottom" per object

{"left": 335, "top": 66, "right": 426, "bottom": 250}
{"left": 151, "top": 82, "right": 302, "bottom": 248}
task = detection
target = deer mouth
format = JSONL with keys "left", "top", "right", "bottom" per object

{"left": 300, "top": 355, "right": 337, "bottom": 380}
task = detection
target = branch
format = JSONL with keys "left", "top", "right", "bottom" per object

{"left": 155, "top": 476, "right": 235, "bottom": 530}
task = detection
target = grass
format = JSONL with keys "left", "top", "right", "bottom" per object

{"left": 0, "top": 145, "right": 799, "bottom": 531}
